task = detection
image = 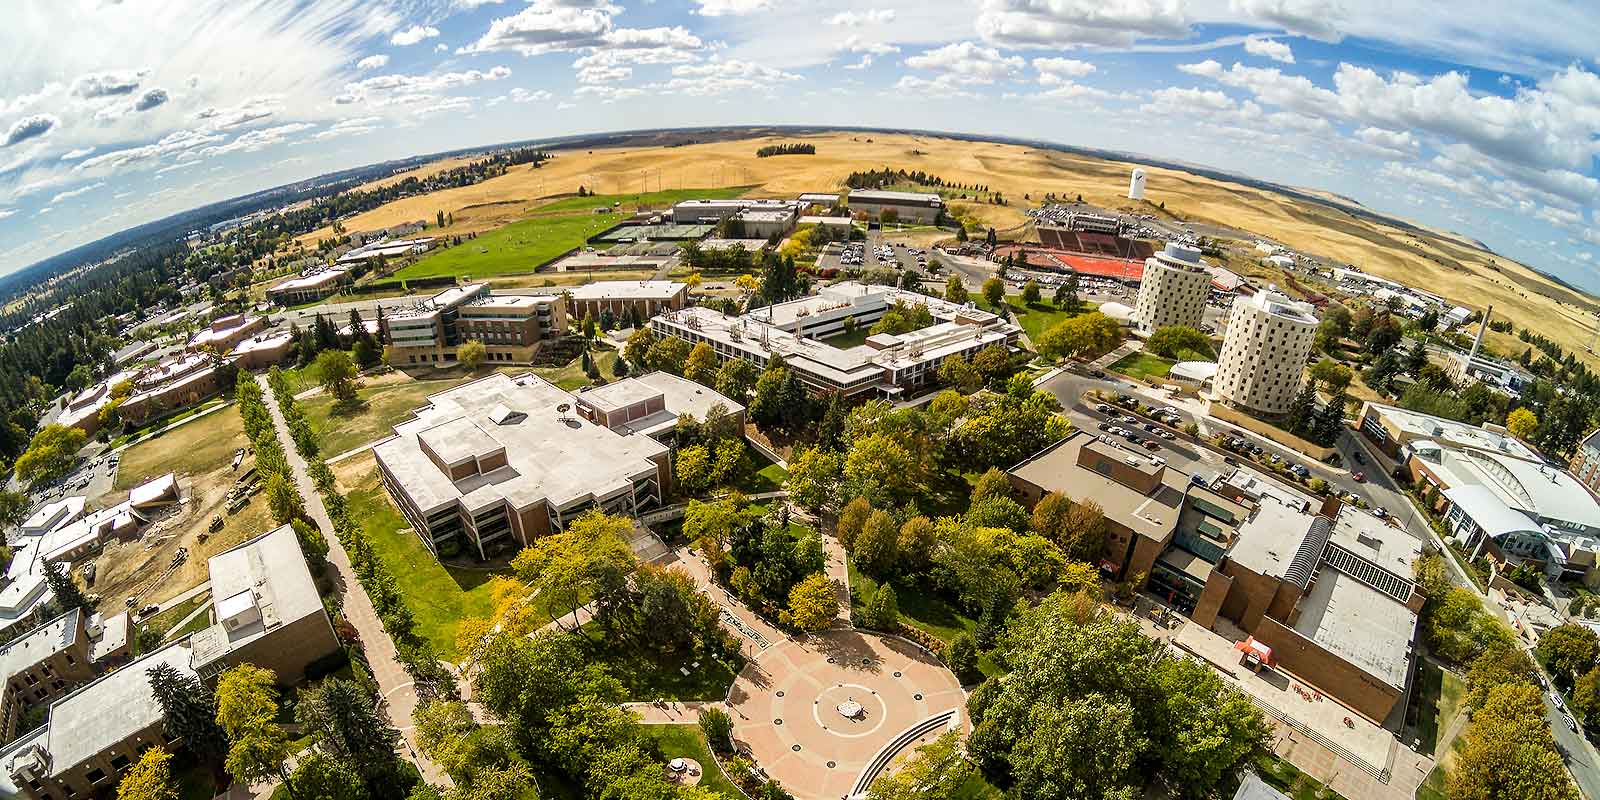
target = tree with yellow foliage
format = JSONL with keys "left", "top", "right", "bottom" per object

{"left": 116, "top": 748, "right": 177, "bottom": 800}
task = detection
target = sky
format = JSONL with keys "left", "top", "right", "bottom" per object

{"left": 1, "top": 0, "right": 1599, "bottom": 292}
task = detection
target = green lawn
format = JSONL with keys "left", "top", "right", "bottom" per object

{"left": 1005, "top": 297, "right": 1095, "bottom": 341}
{"left": 1254, "top": 752, "right": 1346, "bottom": 800}
{"left": 532, "top": 349, "right": 618, "bottom": 391}
{"left": 849, "top": 562, "right": 1002, "bottom": 678}
{"left": 1110, "top": 352, "right": 1177, "bottom": 382}
{"left": 822, "top": 327, "right": 872, "bottom": 349}
{"left": 389, "top": 213, "right": 623, "bottom": 281}
{"left": 1417, "top": 730, "right": 1467, "bottom": 800}
{"left": 346, "top": 470, "right": 507, "bottom": 659}
{"left": 142, "top": 594, "right": 210, "bottom": 639}
{"left": 109, "top": 399, "right": 227, "bottom": 449}
{"left": 583, "top": 627, "right": 739, "bottom": 701}
{"left": 1412, "top": 660, "right": 1468, "bottom": 755}
{"left": 115, "top": 404, "right": 246, "bottom": 489}
{"left": 639, "top": 725, "right": 744, "bottom": 799}
{"left": 728, "top": 444, "right": 787, "bottom": 495}
{"left": 300, "top": 377, "right": 462, "bottom": 456}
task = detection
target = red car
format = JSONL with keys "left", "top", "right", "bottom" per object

{"left": 1352, "top": 471, "right": 1365, "bottom": 482}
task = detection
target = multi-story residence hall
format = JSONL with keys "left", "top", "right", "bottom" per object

{"left": 381, "top": 283, "right": 566, "bottom": 366}
{"left": 649, "top": 281, "right": 1021, "bottom": 398}
{"left": 1009, "top": 431, "right": 1424, "bottom": 722}
{"left": 376, "top": 372, "right": 744, "bottom": 560}
{"left": 0, "top": 526, "right": 337, "bottom": 800}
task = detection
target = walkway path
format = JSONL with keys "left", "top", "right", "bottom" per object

{"left": 256, "top": 374, "right": 450, "bottom": 787}
{"left": 1088, "top": 339, "right": 1142, "bottom": 370}
{"left": 622, "top": 700, "right": 718, "bottom": 725}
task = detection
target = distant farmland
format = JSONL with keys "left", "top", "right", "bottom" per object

{"left": 385, "top": 186, "right": 746, "bottom": 282}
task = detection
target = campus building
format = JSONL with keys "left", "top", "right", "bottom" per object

{"left": 1133, "top": 243, "right": 1211, "bottom": 335}
{"left": 846, "top": 189, "right": 945, "bottom": 224}
{"left": 382, "top": 284, "right": 566, "bottom": 366}
{"left": 59, "top": 352, "right": 237, "bottom": 437}
{"left": 1008, "top": 430, "right": 1422, "bottom": 722}
{"left": 1357, "top": 402, "right": 1539, "bottom": 462}
{"left": 575, "top": 371, "right": 745, "bottom": 439}
{"left": 372, "top": 373, "right": 673, "bottom": 560}
{"left": 266, "top": 266, "right": 352, "bottom": 305}
{"left": 1572, "top": 427, "right": 1600, "bottom": 495}
{"left": 671, "top": 199, "right": 802, "bottom": 227}
{"left": 1212, "top": 289, "right": 1319, "bottom": 416}
{"left": 648, "top": 282, "right": 1021, "bottom": 399}
{"left": 565, "top": 281, "right": 687, "bottom": 323}
{"left": 0, "top": 525, "right": 336, "bottom": 800}
{"left": 188, "top": 314, "right": 267, "bottom": 353}
{"left": 228, "top": 332, "right": 296, "bottom": 371}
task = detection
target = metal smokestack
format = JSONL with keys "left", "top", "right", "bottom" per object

{"left": 1467, "top": 304, "right": 1492, "bottom": 363}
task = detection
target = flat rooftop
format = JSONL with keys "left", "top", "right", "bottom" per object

{"left": 46, "top": 640, "right": 193, "bottom": 776}
{"left": 579, "top": 371, "right": 743, "bottom": 435}
{"left": 373, "top": 373, "right": 669, "bottom": 515}
{"left": 269, "top": 267, "right": 348, "bottom": 293}
{"left": 1292, "top": 568, "right": 1416, "bottom": 689}
{"left": 192, "top": 525, "right": 327, "bottom": 670}
{"left": 1227, "top": 495, "right": 1317, "bottom": 580}
{"left": 566, "top": 281, "right": 685, "bottom": 301}
{"left": 847, "top": 189, "right": 942, "bottom": 205}
{"left": 1366, "top": 402, "right": 1539, "bottom": 460}
{"left": 0, "top": 609, "right": 78, "bottom": 685}
{"left": 1009, "top": 432, "right": 1188, "bottom": 541}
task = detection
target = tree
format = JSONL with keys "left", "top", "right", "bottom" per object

{"left": 1507, "top": 407, "right": 1539, "bottom": 440}
{"left": 945, "top": 632, "right": 979, "bottom": 684}
{"left": 896, "top": 516, "right": 938, "bottom": 573}
{"left": 511, "top": 510, "right": 637, "bottom": 633}
{"left": 1308, "top": 358, "right": 1353, "bottom": 393}
{"left": 147, "top": 662, "right": 229, "bottom": 768}
{"left": 699, "top": 706, "right": 734, "bottom": 751}
{"left": 937, "top": 354, "right": 983, "bottom": 393}
{"left": 14, "top": 423, "right": 86, "bottom": 486}
{"left": 863, "top": 584, "right": 899, "bottom": 630}
{"left": 835, "top": 497, "right": 872, "bottom": 550}
{"left": 296, "top": 678, "right": 402, "bottom": 782}
{"left": 43, "top": 561, "right": 91, "bottom": 615}
{"left": 715, "top": 359, "right": 759, "bottom": 402}
{"left": 684, "top": 342, "right": 718, "bottom": 386}
{"left": 1465, "top": 637, "right": 1538, "bottom": 711}
{"left": 853, "top": 510, "right": 901, "bottom": 575}
{"left": 315, "top": 349, "right": 361, "bottom": 407}
{"left": 1574, "top": 667, "right": 1600, "bottom": 726}
{"left": 1539, "top": 624, "right": 1599, "bottom": 687}
{"left": 646, "top": 336, "right": 692, "bottom": 375}
{"left": 265, "top": 471, "right": 307, "bottom": 526}
{"left": 1145, "top": 326, "right": 1214, "bottom": 360}
{"left": 970, "top": 467, "right": 1012, "bottom": 503}
{"left": 784, "top": 448, "right": 842, "bottom": 517}
{"left": 1450, "top": 684, "right": 1577, "bottom": 800}
{"left": 982, "top": 277, "right": 1006, "bottom": 308}
{"left": 1021, "top": 280, "right": 1041, "bottom": 305}
{"left": 841, "top": 434, "right": 917, "bottom": 508}
{"left": 945, "top": 275, "right": 969, "bottom": 303}
{"left": 1036, "top": 313, "right": 1122, "bottom": 362}
{"left": 867, "top": 731, "right": 974, "bottom": 800}
{"left": 289, "top": 752, "right": 367, "bottom": 800}
{"left": 117, "top": 747, "right": 178, "bottom": 800}
{"left": 786, "top": 573, "right": 837, "bottom": 631}
{"left": 623, "top": 328, "right": 655, "bottom": 367}
{"left": 457, "top": 340, "right": 487, "bottom": 371}
{"left": 0, "top": 490, "right": 28, "bottom": 531}
{"left": 215, "top": 665, "right": 293, "bottom": 789}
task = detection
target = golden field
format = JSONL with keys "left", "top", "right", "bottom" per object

{"left": 299, "top": 131, "right": 1599, "bottom": 367}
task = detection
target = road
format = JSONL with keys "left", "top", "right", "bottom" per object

{"left": 1545, "top": 688, "right": 1600, "bottom": 800}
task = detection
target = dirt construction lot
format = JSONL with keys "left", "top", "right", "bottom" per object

{"left": 727, "top": 630, "right": 967, "bottom": 800}
{"left": 92, "top": 405, "right": 275, "bottom": 613}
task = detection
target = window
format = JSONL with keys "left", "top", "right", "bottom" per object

{"left": 110, "top": 754, "right": 130, "bottom": 771}
{"left": 86, "top": 769, "right": 106, "bottom": 785}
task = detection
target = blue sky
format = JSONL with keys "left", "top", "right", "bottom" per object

{"left": 1, "top": 0, "right": 1598, "bottom": 292}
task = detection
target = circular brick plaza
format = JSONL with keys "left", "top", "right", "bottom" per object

{"left": 727, "top": 630, "right": 967, "bottom": 800}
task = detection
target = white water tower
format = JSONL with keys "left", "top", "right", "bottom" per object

{"left": 1128, "top": 168, "right": 1147, "bottom": 200}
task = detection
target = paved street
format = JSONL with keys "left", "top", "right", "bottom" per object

{"left": 257, "top": 374, "right": 449, "bottom": 787}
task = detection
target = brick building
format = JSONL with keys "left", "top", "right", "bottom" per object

{"left": 565, "top": 281, "right": 687, "bottom": 323}
{"left": 382, "top": 284, "right": 566, "bottom": 367}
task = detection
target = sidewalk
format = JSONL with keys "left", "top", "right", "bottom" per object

{"left": 256, "top": 374, "right": 450, "bottom": 787}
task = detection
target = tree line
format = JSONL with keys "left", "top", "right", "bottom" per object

{"left": 755, "top": 143, "right": 816, "bottom": 157}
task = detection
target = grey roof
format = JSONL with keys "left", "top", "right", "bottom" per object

{"left": 0, "top": 609, "right": 79, "bottom": 686}
{"left": 1009, "top": 432, "right": 1188, "bottom": 541}
{"left": 46, "top": 640, "right": 194, "bottom": 775}
{"left": 192, "top": 525, "right": 327, "bottom": 671}
{"left": 1291, "top": 568, "right": 1417, "bottom": 689}
{"left": 373, "top": 373, "right": 668, "bottom": 515}
{"left": 1227, "top": 495, "right": 1317, "bottom": 579}
{"left": 1234, "top": 773, "right": 1289, "bottom": 800}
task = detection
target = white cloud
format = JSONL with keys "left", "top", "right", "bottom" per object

{"left": 70, "top": 70, "right": 147, "bottom": 98}
{"left": 356, "top": 54, "right": 391, "bottom": 70}
{"left": 48, "top": 182, "right": 105, "bottom": 205}
{"left": 509, "top": 87, "right": 552, "bottom": 103}
{"left": 976, "top": 0, "right": 1190, "bottom": 49}
{"left": 133, "top": 88, "right": 170, "bottom": 112}
{"left": 200, "top": 122, "right": 317, "bottom": 157}
{"left": 905, "top": 42, "right": 1024, "bottom": 82}
{"left": 3, "top": 115, "right": 58, "bottom": 147}
{"left": 1033, "top": 57, "right": 1097, "bottom": 86}
{"left": 1353, "top": 126, "right": 1418, "bottom": 156}
{"left": 338, "top": 67, "right": 513, "bottom": 103}
{"left": 460, "top": 1, "right": 617, "bottom": 55}
{"left": 0, "top": 209, "right": 15, "bottom": 221}
{"left": 390, "top": 25, "right": 440, "bottom": 46}
{"left": 826, "top": 9, "right": 894, "bottom": 26}
{"left": 843, "top": 55, "right": 875, "bottom": 71}
{"left": 653, "top": 60, "right": 800, "bottom": 96}
{"left": 194, "top": 95, "right": 285, "bottom": 130}
{"left": 1228, "top": 0, "right": 1345, "bottom": 43}
{"left": 59, "top": 147, "right": 95, "bottom": 161}
{"left": 839, "top": 36, "right": 899, "bottom": 56}
{"left": 894, "top": 74, "right": 980, "bottom": 99}
{"left": 694, "top": 0, "right": 771, "bottom": 16}
{"left": 312, "top": 116, "right": 383, "bottom": 140}
{"left": 1243, "top": 36, "right": 1294, "bottom": 63}
{"left": 74, "top": 128, "right": 225, "bottom": 175}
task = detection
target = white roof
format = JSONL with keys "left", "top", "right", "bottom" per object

{"left": 1170, "top": 361, "right": 1218, "bottom": 382}
{"left": 192, "top": 525, "right": 328, "bottom": 670}
{"left": 128, "top": 472, "right": 178, "bottom": 508}
{"left": 566, "top": 281, "right": 685, "bottom": 301}
{"left": 269, "top": 267, "right": 348, "bottom": 293}
{"left": 20, "top": 497, "right": 87, "bottom": 536}
{"left": 1098, "top": 301, "right": 1135, "bottom": 321}
{"left": 1443, "top": 485, "right": 1545, "bottom": 538}
{"left": 1292, "top": 569, "right": 1416, "bottom": 689}
{"left": 46, "top": 641, "right": 194, "bottom": 775}
{"left": 1368, "top": 402, "right": 1539, "bottom": 461}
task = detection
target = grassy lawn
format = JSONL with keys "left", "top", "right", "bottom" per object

{"left": 109, "top": 399, "right": 227, "bottom": 449}
{"left": 1254, "top": 751, "right": 1346, "bottom": 800}
{"left": 639, "top": 725, "right": 744, "bottom": 800}
{"left": 1003, "top": 297, "right": 1095, "bottom": 341}
{"left": 849, "top": 561, "right": 1002, "bottom": 678}
{"left": 300, "top": 376, "right": 461, "bottom": 455}
{"left": 1110, "top": 352, "right": 1177, "bottom": 382}
{"left": 275, "top": 356, "right": 333, "bottom": 395}
{"left": 142, "top": 594, "right": 210, "bottom": 639}
{"left": 728, "top": 444, "right": 787, "bottom": 495}
{"left": 1412, "top": 660, "right": 1467, "bottom": 755}
{"left": 1417, "top": 731, "right": 1467, "bottom": 800}
{"left": 822, "top": 327, "right": 872, "bottom": 349}
{"left": 345, "top": 466, "right": 506, "bottom": 659}
{"left": 532, "top": 349, "right": 618, "bottom": 391}
{"left": 389, "top": 213, "right": 623, "bottom": 281}
{"left": 582, "top": 627, "right": 738, "bottom": 701}
{"left": 115, "top": 404, "right": 245, "bottom": 489}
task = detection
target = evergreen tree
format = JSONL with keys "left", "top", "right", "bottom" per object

{"left": 1405, "top": 339, "right": 1429, "bottom": 376}
{"left": 296, "top": 678, "right": 402, "bottom": 784}
{"left": 1285, "top": 381, "right": 1318, "bottom": 436}
{"left": 146, "top": 663, "right": 229, "bottom": 768}
{"left": 816, "top": 392, "right": 847, "bottom": 452}
{"left": 374, "top": 306, "right": 389, "bottom": 345}
{"left": 43, "top": 561, "right": 91, "bottom": 616}
{"left": 1316, "top": 389, "right": 1348, "bottom": 445}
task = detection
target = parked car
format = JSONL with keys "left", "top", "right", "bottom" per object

{"left": 1190, "top": 473, "right": 1209, "bottom": 487}
{"left": 1353, "top": 451, "right": 1367, "bottom": 465}
{"left": 1143, "top": 439, "right": 1160, "bottom": 451}
{"left": 1090, "top": 369, "right": 1106, "bottom": 378}
{"left": 1096, "top": 403, "right": 1112, "bottom": 413}
{"left": 1353, "top": 471, "right": 1366, "bottom": 482}
{"left": 1097, "top": 422, "right": 1112, "bottom": 431}
{"left": 1159, "top": 430, "right": 1176, "bottom": 440}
